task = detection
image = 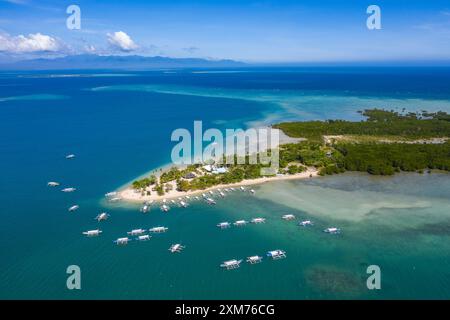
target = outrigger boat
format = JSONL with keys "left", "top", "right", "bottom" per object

{"left": 219, "top": 191, "right": 226, "bottom": 198}
{"left": 68, "top": 205, "right": 79, "bottom": 212}
{"left": 47, "top": 181, "right": 60, "bottom": 187}
{"left": 140, "top": 205, "right": 149, "bottom": 213}
{"left": 61, "top": 187, "right": 76, "bottom": 193}
{"left": 282, "top": 214, "right": 295, "bottom": 220}
{"left": 179, "top": 201, "right": 188, "bottom": 208}
{"left": 217, "top": 222, "right": 231, "bottom": 229}
{"left": 205, "top": 198, "right": 216, "bottom": 205}
{"left": 136, "top": 235, "right": 151, "bottom": 241}
{"left": 209, "top": 190, "right": 214, "bottom": 195}
{"left": 185, "top": 196, "right": 191, "bottom": 200}
{"left": 149, "top": 226, "right": 168, "bottom": 233}
{"left": 233, "top": 220, "right": 248, "bottom": 227}
{"left": 95, "top": 212, "right": 109, "bottom": 222}
{"left": 169, "top": 243, "right": 185, "bottom": 253}
{"left": 114, "top": 237, "right": 130, "bottom": 245}
{"left": 251, "top": 217, "right": 266, "bottom": 224}
{"left": 240, "top": 186, "right": 246, "bottom": 191}
{"left": 127, "top": 228, "right": 146, "bottom": 236}
{"left": 65, "top": 154, "right": 76, "bottom": 159}
{"left": 250, "top": 189, "right": 255, "bottom": 194}
{"left": 324, "top": 227, "right": 340, "bottom": 234}
{"left": 246, "top": 255, "right": 263, "bottom": 264}
{"left": 82, "top": 229, "right": 102, "bottom": 237}
{"left": 220, "top": 259, "right": 242, "bottom": 270}
{"left": 299, "top": 220, "right": 313, "bottom": 227}
{"left": 160, "top": 204, "right": 170, "bottom": 212}
{"left": 267, "top": 250, "right": 286, "bottom": 260}
{"left": 202, "top": 193, "right": 207, "bottom": 198}
{"left": 195, "top": 196, "right": 200, "bottom": 200}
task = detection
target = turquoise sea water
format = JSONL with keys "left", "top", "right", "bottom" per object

{"left": 0, "top": 68, "right": 449, "bottom": 299}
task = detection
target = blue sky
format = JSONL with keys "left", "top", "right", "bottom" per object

{"left": 1, "top": 0, "right": 450, "bottom": 62}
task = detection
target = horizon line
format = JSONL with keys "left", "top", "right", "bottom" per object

{"left": 2, "top": 53, "right": 450, "bottom": 68}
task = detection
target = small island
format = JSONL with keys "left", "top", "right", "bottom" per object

{"left": 119, "top": 109, "right": 450, "bottom": 202}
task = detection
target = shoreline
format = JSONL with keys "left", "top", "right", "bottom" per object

{"left": 115, "top": 127, "right": 303, "bottom": 191}
{"left": 118, "top": 167, "right": 318, "bottom": 203}
{"left": 115, "top": 127, "right": 307, "bottom": 203}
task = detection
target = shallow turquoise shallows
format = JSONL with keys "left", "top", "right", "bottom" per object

{"left": 0, "top": 68, "right": 449, "bottom": 299}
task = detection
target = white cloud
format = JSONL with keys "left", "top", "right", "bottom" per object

{"left": 107, "top": 31, "right": 138, "bottom": 52}
{"left": 83, "top": 44, "right": 96, "bottom": 53}
{"left": 0, "top": 32, "right": 62, "bottom": 53}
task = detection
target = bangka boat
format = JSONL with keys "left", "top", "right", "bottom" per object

{"left": 169, "top": 243, "right": 185, "bottom": 253}
{"left": 195, "top": 196, "right": 200, "bottom": 200}
{"left": 220, "top": 259, "right": 242, "bottom": 270}
{"left": 233, "top": 220, "right": 248, "bottom": 226}
{"left": 61, "top": 187, "right": 76, "bottom": 193}
{"left": 205, "top": 198, "right": 216, "bottom": 205}
{"left": 282, "top": 214, "right": 295, "bottom": 220}
{"left": 149, "top": 226, "right": 168, "bottom": 233}
{"left": 250, "top": 189, "right": 255, "bottom": 194}
{"left": 47, "top": 181, "right": 60, "bottom": 187}
{"left": 160, "top": 204, "right": 170, "bottom": 212}
{"left": 299, "top": 220, "right": 313, "bottom": 227}
{"left": 95, "top": 212, "right": 109, "bottom": 222}
{"left": 65, "top": 154, "right": 76, "bottom": 159}
{"left": 267, "top": 250, "right": 286, "bottom": 260}
{"left": 140, "top": 205, "right": 149, "bottom": 213}
{"left": 127, "top": 228, "right": 146, "bottom": 236}
{"left": 180, "top": 201, "right": 188, "bottom": 208}
{"left": 246, "top": 255, "right": 263, "bottom": 264}
{"left": 217, "top": 222, "right": 231, "bottom": 229}
{"left": 251, "top": 217, "right": 266, "bottom": 224}
{"left": 68, "top": 205, "right": 79, "bottom": 212}
{"left": 136, "top": 235, "right": 151, "bottom": 241}
{"left": 82, "top": 229, "right": 102, "bottom": 237}
{"left": 219, "top": 191, "right": 225, "bottom": 198}
{"left": 324, "top": 227, "right": 340, "bottom": 234}
{"left": 114, "top": 237, "right": 130, "bottom": 245}
{"left": 240, "top": 186, "right": 246, "bottom": 191}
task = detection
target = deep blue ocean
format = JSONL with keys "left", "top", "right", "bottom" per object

{"left": 0, "top": 67, "right": 449, "bottom": 299}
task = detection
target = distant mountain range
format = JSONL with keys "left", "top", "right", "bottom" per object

{"left": 0, "top": 54, "right": 246, "bottom": 70}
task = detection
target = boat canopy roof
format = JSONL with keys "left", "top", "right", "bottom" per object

{"left": 248, "top": 256, "right": 261, "bottom": 260}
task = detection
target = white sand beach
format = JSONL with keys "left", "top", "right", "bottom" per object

{"left": 119, "top": 167, "right": 318, "bottom": 203}
{"left": 116, "top": 127, "right": 311, "bottom": 203}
